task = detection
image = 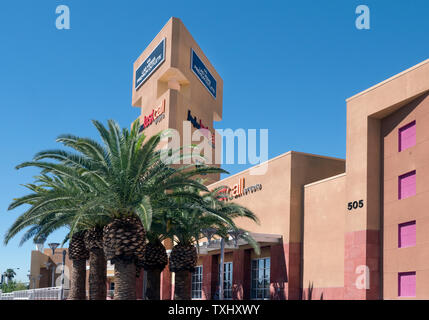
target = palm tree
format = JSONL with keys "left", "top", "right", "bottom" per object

{"left": 201, "top": 185, "right": 261, "bottom": 248}
{"left": 4, "top": 269, "right": 16, "bottom": 283}
{"left": 166, "top": 184, "right": 260, "bottom": 300}
{"left": 84, "top": 226, "right": 107, "bottom": 300}
{"left": 68, "top": 230, "right": 89, "bottom": 299}
{"left": 138, "top": 239, "right": 168, "bottom": 300}
{"left": 6, "top": 119, "right": 226, "bottom": 300}
{"left": 136, "top": 192, "right": 169, "bottom": 300}
{"left": 5, "top": 174, "right": 105, "bottom": 300}
{"left": 136, "top": 174, "right": 230, "bottom": 299}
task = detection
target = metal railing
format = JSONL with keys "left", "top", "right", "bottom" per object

{"left": 0, "top": 286, "right": 69, "bottom": 300}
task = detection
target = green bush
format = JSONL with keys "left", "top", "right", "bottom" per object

{"left": 0, "top": 281, "right": 29, "bottom": 293}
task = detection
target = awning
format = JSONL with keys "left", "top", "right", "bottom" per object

{"left": 196, "top": 233, "right": 283, "bottom": 255}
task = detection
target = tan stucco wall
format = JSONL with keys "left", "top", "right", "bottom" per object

{"left": 382, "top": 92, "right": 429, "bottom": 299}
{"left": 29, "top": 248, "right": 72, "bottom": 289}
{"left": 289, "top": 152, "right": 345, "bottom": 242}
{"left": 346, "top": 59, "right": 429, "bottom": 233}
{"left": 207, "top": 151, "right": 345, "bottom": 242}
{"left": 132, "top": 17, "right": 223, "bottom": 121}
{"left": 131, "top": 17, "right": 224, "bottom": 184}
{"left": 303, "top": 174, "right": 346, "bottom": 288}
{"left": 30, "top": 250, "right": 49, "bottom": 288}
{"left": 345, "top": 59, "right": 429, "bottom": 299}
{"left": 130, "top": 17, "right": 429, "bottom": 300}
{"left": 208, "top": 152, "right": 292, "bottom": 240}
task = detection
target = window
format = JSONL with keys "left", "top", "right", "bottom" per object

{"left": 218, "top": 262, "right": 233, "bottom": 299}
{"left": 398, "top": 121, "right": 416, "bottom": 152}
{"left": 191, "top": 265, "right": 203, "bottom": 299}
{"left": 398, "top": 170, "right": 416, "bottom": 200}
{"left": 398, "top": 272, "right": 416, "bottom": 297}
{"left": 398, "top": 221, "right": 416, "bottom": 248}
{"left": 251, "top": 258, "right": 270, "bottom": 300}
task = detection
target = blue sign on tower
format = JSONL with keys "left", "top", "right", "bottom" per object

{"left": 135, "top": 38, "right": 165, "bottom": 90}
{"left": 190, "top": 49, "right": 217, "bottom": 99}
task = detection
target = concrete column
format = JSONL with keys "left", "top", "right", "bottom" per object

{"left": 343, "top": 114, "right": 382, "bottom": 300}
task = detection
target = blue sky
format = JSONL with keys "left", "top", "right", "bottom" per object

{"left": 0, "top": 0, "right": 428, "bottom": 282}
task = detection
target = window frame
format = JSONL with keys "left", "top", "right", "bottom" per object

{"left": 398, "top": 271, "right": 416, "bottom": 298}
{"left": 398, "top": 170, "right": 417, "bottom": 200}
{"left": 398, "top": 120, "right": 416, "bottom": 152}
{"left": 250, "top": 257, "right": 271, "bottom": 300}
{"left": 191, "top": 265, "right": 203, "bottom": 300}
{"left": 218, "top": 261, "right": 233, "bottom": 300}
{"left": 398, "top": 220, "right": 417, "bottom": 248}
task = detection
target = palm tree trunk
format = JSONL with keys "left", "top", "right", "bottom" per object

{"left": 114, "top": 260, "right": 136, "bottom": 300}
{"left": 69, "top": 259, "right": 86, "bottom": 300}
{"left": 174, "top": 271, "right": 191, "bottom": 300}
{"left": 146, "top": 269, "right": 161, "bottom": 300}
{"left": 88, "top": 248, "right": 107, "bottom": 300}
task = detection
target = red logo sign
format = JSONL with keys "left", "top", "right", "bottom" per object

{"left": 139, "top": 100, "right": 166, "bottom": 132}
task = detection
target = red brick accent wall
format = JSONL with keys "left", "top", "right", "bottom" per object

{"left": 344, "top": 230, "right": 380, "bottom": 300}
{"left": 202, "top": 254, "right": 219, "bottom": 300}
{"left": 136, "top": 271, "right": 144, "bottom": 299}
{"left": 160, "top": 265, "right": 172, "bottom": 300}
{"left": 270, "top": 243, "right": 301, "bottom": 300}
{"left": 232, "top": 249, "right": 251, "bottom": 300}
{"left": 39, "top": 268, "right": 50, "bottom": 288}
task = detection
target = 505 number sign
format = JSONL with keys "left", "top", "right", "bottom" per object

{"left": 348, "top": 200, "right": 364, "bottom": 211}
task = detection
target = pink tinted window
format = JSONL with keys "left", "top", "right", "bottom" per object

{"left": 398, "top": 171, "right": 416, "bottom": 200}
{"left": 398, "top": 272, "right": 416, "bottom": 297}
{"left": 399, "top": 121, "right": 416, "bottom": 152}
{"left": 398, "top": 221, "right": 416, "bottom": 248}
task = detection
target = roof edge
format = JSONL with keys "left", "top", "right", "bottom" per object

{"left": 346, "top": 59, "right": 429, "bottom": 103}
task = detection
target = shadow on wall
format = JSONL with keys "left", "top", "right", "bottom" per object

{"left": 302, "top": 282, "right": 324, "bottom": 300}
{"left": 270, "top": 245, "right": 287, "bottom": 300}
{"left": 381, "top": 92, "right": 427, "bottom": 136}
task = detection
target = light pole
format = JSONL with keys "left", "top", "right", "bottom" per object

{"left": 201, "top": 228, "right": 225, "bottom": 299}
{"left": 48, "top": 243, "right": 60, "bottom": 287}
{"left": 219, "top": 238, "right": 225, "bottom": 300}
{"left": 201, "top": 228, "right": 246, "bottom": 300}
{"left": 60, "top": 249, "right": 66, "bottom": 299}
{"left": 48, "top": 243, "right": 59, "bottom": 256}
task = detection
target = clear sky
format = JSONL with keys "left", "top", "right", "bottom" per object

{"left": 1, "top": 0, "right": 428, "bottom": 282}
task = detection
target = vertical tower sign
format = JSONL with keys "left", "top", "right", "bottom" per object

{"left": 135, "top": 38, "right": 166, "bottom": 90}
{"left": 190, "top": 49, "right": 217, "bottom": 99}
{"left": 132, "top": 17, "right": 223, "bottom": 185}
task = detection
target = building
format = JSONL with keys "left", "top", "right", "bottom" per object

{"left": 29, "top": 245, "right": 72, "bottom": 289}
{"left": 28, "top": 17, "right": 428, "bottom": 300}
{"left": 131, "top": 17, "right": 429, "bottom": 300}
{"left": 29, "top": 244, "right": 115, "bottom": 298}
